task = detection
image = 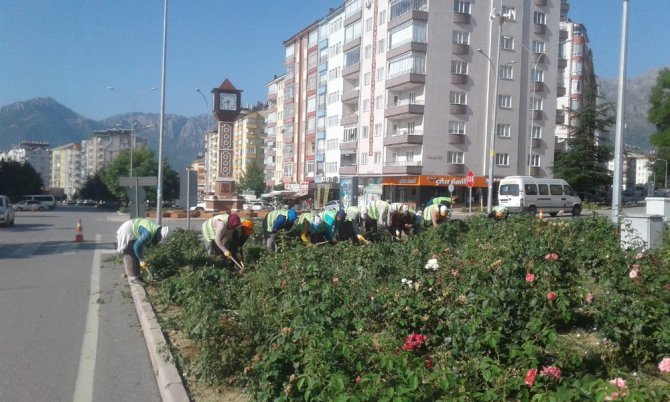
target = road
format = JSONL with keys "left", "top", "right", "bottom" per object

{"left": 0, "top": 206, "right": 174, "bottom": 402}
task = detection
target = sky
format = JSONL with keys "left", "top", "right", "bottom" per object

{"left": 0, "top": 0, "right": 668, "bottom": 121}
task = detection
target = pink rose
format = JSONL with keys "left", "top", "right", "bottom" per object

{"left": 546, "top": 292, "right": 557, "bottom": 301}
{"left": 585, "top": 293, "right": 594, "bottom": 303}
{"left": 629, "top": 270, "right": 638, "bottom": 279}
{"left": 540, "top": 365, "right": 562, "bottom": 379}
{"left": 659, "top": 357, "right": 670, "bottom": 372}
{"left": 403, "top": 333, "right": 427, "bottom": 351}
{"left": 544, "top": 253, "right": 559, "bottom": 261}
{"left": 524, "top": 368, "right": 537, "bottom": 387}
{"left": 609, "top": 377, "right": 627, "bottom": 389}
{"left": 605, "top": 391, "right": 621, "bottom": 401}
{"left": 332, "top": 277, "right": 340, "bottom": 286}
{"left": 525, "top": 273, "right": 535, "bottom": 283}
{"left": 355, "top": 375, "right": 361, "bottom": 383}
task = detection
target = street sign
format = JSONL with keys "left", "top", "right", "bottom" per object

{"left": 466, "top": 170, "right": 475, "bottom": 188}
{"left": 448, "top": 183, "right": 455, "bottom": 194}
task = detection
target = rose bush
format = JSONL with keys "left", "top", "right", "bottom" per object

{"left": 146, "top": 214, "right": 670, "bottom": 400}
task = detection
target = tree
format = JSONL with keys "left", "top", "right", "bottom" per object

{"left": 237, "top": 163, "right": 266, "bottom": 196}
{"left": 552, "top": 68, "right": 615, "bottom": 195}
{"left": 648, "top": 68, "right": 670, "bottom": 188}
{"left": 79, "top": 173, "right": 115, "bottom": 202}
{"left": 0, "top": 160, "right": 43, "bottom": 200}
{"left": 101, "top": 147, "right": 180, "bottom": 203}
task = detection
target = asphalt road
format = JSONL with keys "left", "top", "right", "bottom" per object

{"left": 0, "top": 206, "right": 171, "bottom": 402}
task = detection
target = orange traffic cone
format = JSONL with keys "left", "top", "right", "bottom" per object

{"left": 75, "top": 219, "right": 84, "bottom": 242}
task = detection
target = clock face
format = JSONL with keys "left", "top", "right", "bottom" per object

{"left": 219, "top": 92, "right": 237, "bottom": 111}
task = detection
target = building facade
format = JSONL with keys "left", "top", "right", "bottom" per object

{"left": 50, "top": 143, "right": 82, "bottom": 200}
{"left": 265, "top": 0, "right": 584, "bottom": 208}
{"left": 0, "top": 141, "right": 52, "bottom": 189}
{"left": 233, "top": 108, "right": 267, "bottom": 182}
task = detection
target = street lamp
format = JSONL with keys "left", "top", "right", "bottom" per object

{"left": 107, "top": 86, "right": 157, "bottom": 177}
{"left": 196, "top": 88, "right": 211, "bottom": 195}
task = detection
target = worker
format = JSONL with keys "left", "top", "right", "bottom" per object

{"left": 226, "top": 218, "right": 255, "bottom": 270}
{"left": 339, "top": 205, "right": 369, "bottom": 244}
{"left": 423, "top": 203, "right": 450, "bottom": 228}
{"left": 387, "top": 202, "right": 410, "bottom": 239}
{"left": 427, "top": 196, "right": 453, "bottom": 209}
{"left": 361, "top": 199, "right": 390, "bottom": 232}
{"left": 116, "top": 218, "right": 170, "bottom": 286}
{"left": 315, "top": 209, "right": 346, "bottom": 243}
{"left": 398, "top": 206, "right": 420, "bottom": 237}
{"left": 488, "top": 205, "right": 509, "bottom": 221}
{"left": 201, "top": 213, "right": 242, "bottom": 264}
{"left": 292, "top": 212, "right": 319, "bottom": 245}
{"left": 263, "top": 208, "right": 298, "bottom": 251}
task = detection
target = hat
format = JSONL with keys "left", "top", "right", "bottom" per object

{"left": 439, "top": 205, "right": 448, "bottom": 217}
{"left": 287, "top": 208, "right": 297, "bottom": 221}
{"left": 240, "top": 219, "right": 254, "bottom": 235}
{"left": 401, "top": 204, "right": 409, "bottom": 213}
{"left": 360, "top": 207, "right": 367, "bottom": 219}
{"left": 313, "top": 215, "right": 323, "bottom": 225}
{"left": 158, "top": 226, "right": 170, "bottom": 244}
{"left": 227, "top": 214, "right": 241, "bottom": 229}
{"left": 336, "top": 210, "right": 346, "bottom": 222}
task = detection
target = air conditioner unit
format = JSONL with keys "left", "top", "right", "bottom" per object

{"left": 365, "top": 0, "right": 371, "bottom": 9}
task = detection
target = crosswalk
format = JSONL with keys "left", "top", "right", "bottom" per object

{"left": 0, "top": 241, "right": 115, "bottom": 259}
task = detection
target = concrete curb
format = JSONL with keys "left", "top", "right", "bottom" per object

{"left": 129, "top": 281, "right": 190, "bottom": 402}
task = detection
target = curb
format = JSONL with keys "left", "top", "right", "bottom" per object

{"left": 128, "top": 280, "right": 190, "bottom": 402}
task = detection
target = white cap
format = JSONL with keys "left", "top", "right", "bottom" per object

{"left": 401, "top": 204, "right": 409, "bottom": 213}
{"left": 360, "top": 207, "right": 367, "bottom": 219}
{"left": 159, "top": 226, "right": 170, "bottom": 244}
{"left": 439, "top": 205, "right": 448, "bottom": 216}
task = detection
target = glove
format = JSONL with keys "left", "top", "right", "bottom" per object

{"left": 395, "top": 230, "right": 401, "bottom": 237}
{"left": 140, "top": 261, "right": 148, "bottom": 270}
{"left": 224, "top": 250, "right": 232, "bottom": 259}
{"left": 357, "top": 235, "right": 370, "bottom": 244}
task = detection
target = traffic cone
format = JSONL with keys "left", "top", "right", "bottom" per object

{"left": 75, "top": 219, "right": 84, "bottom": 242}
{"left": 539, "top": 209, "right": 544, "bottom": 220}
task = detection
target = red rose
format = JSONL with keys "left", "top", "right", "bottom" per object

{"left": 540, "top": 365, "right": 562, "bottom": 379}
{"left": 525, "top": 368, "right": 537, "bottom": 387}
{"left": 355, "top": 376, "right": 361, "bottom": 383}
{"left": 546, "top": 292, "right": 557, "bottom": 301}
{"left": 525, "top": 273, "right": 535, "bottom": 283}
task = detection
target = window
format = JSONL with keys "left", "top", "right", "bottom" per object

{"left": 533, "top": 69, "right": 545, "bottom": 83}
{"left": 500, "top": 64, "right": 514, "bottom": 80}
{"left": 447, "top": 151, "right": 464, "bottom": 164}
{"left": 498, "top": 95, "right": 512, "bottom": 109}
{"left": 375, "top": 123, "right": 383, "bottom": 136}
{"left": 306, "top": 160, "right": 315, "bottom": 174}
{"left": 344, "top": 20, "right": 362, "bottom": 43}
{"left": 573, "top": 61, "right": 583, "bottom": 75}
{"left": 329, "top": 42, "right": 341, "bottom": 58}
{"left": 284, "top": 164, "right": 293, "bottom": 177}
{"left": 531, "top": 126, "right": 542, "bottom": 139}
{"left": 345, "top": 48, "right": 360, "bottom": 67}
{"left": 501, "top": 35, "right": 514, "bottom": 50}
{"left": 377, "top": 38, "right": 385, "bottom": 53}
{"left": 379, "top": 9, "right": 386, "bottom": 24}
{"left": 496, "top": 123, "right": 511, "bottom": 137}
{"left": 376, "top": 95, "right": 384, "bottom": 109}
{"left": 571, "top": 79, "right": 583, "bottom": 93}
{"left": 328, "top": 67, "right": 341, "bottom": 80}
{"left": 449, "top": 121, "right": 466, "bottom": 134}
{"left": 538, "top": 184, "right": 549, "bottom": 195}
{"left": 501, "top": 6, "right": 516, "bottom": 21}
{"left": 366, "top": 17, "right": 372, "bottom": 31}
{"left": 533, "top": 11, "right": 546, "bottom": 25}
{"left": 495, "top": 153, "right": 510, "bottom": 166}
{"left": 363, "top": 99, "right": 369, "bottom": 112}
{"left": 531, "top": 97, "right": 543, "bottom": 111}
{"left": 360, "top": 152, "right": 368, "bottom": 165}
{"left": 454, "top": 1, "right": 471, "bottom": 14}
{"left": 452, "top": 30, "right": 470, "bottom": 45}
{"left": 307, "top": 96, "right": 316, "bottom": 113}
{"left": 407, "top": 121, "right": 416, "bottom": 133}
{"left": 377, "top": 67, "right": 385, "bottom": 81}
{"left": 362, "top": 125, "right": 369, "bottom": 138}
{"left": 524, "top": 183, "right": 538, "bottom": 195}
{"left": 450, "top": 91, "right": 467, "bottom": 105}
{"left": 374, "top": 152, "right": 381, "bottom": 164}
{"left": 571, "top": 99, "right": 581, "bottom": 111}
{"left": 365, "top": 44, "right": 372, "bottom": 58}
{"left": 364, "top": 72, "right": 371, "bottom": 85}
{"left": 549, "top": 184, "right": 563, "bottom": 195}
{"left": 532, "top": 40, "right": 545, "bottom": 54}
{"left": 387, "top": 53, "right": 425, "bottom": 78}
{"left": 330, "top": 17, "right": 342, "bottom": 34}
{"left": 451, "top": 60, "right": 468, "bottom": 75}
{"left": 343, "top": 126, "right": 358, "bottom": 142}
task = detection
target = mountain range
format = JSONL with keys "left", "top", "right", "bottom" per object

{"left": 0, "top": 68, "right": 663, "bottom": 170}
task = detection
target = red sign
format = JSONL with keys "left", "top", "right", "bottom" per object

{"left": 466, "top": 170, "right": 475, "bottom": 188}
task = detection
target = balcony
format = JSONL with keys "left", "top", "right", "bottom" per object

{"left": 342, "top": 88, "right": 360, "bottom": 103}
{"left": 558, "top": 58, "right": 568, "bottom": 69}
{"left": 317, "top": 129, "right": 326, "bottom": 140}
{"left": 532, "top": 138, "right": 543, "bottom": 149}
{"left": 339, "top": 165, "right": 358, "bottom": 175}
{"left": 450, "top": 104, "right": 467, "bottom": 115}
{"left": 387, "top": 39, "right": 428, "bottom": 59}
{"left": 446, "top": 163, "right": 464, "bottom": 175}
{"left": 344, "top": 9, "right": 362, "bottom": 27}
{"left": 533, "top": 24, "right": 547, "bottom": 35}
{"left": 383, "top": 160, "right": 422, "bottom": 175}
{"left": 557, "top": 84, "right": 566, "bottom": 97}
{"left": 341, "top": 113, "right": 359, "bottom": 126}
{"left": 453, "top": 12, "right": 471, "bottom": 24}
{"left": 343, "top": 36, "right": 362, "bottom": 53}
{"left": 385, "top": 100, "right": 425, "bottom": 119}
{"left": 556, "top": 110, "right": 566, "bottom": 125}
{"left": 448, "top": 133, "right": 466, "bottom": 144}
{"left": 384, "top": 130, "right": 424, "bottom": 146}
{"left": 534, "top": 0, "right": 547, "bottom": 5}
{"left": 532, "top": 82, "right": 545, "bottom": 92}
{"left": 532, "top": 53, "right": 545, "bottom": 65}
{"left": 340, "top": 140, "right": 358, "bottom": 151}
{"left": 532, "top": 110, "right": 543, "bottom": 121}
{"left": 386, "top": 72, "right": 426, "bottom": 90}
{"left": 451, "top": 73, "right": 468, "bottom": 85}
{"left": 342, "top": 62, "right": 360, "bottom": 78}
{"left": 389, "top": 8, "right": 428, "bottom": 29}
{"left": 452, "top": 43, "right": 469, "bottom": 55}
{"left": 530, "top": 166, "right": 542, "bottom": 176}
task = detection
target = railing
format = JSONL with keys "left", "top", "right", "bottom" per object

{"left": 385, "top": 129, "right": 423, "bottom": 137}
{"left": 386, "top": 99, "right": 425, "bottom": 108}
{"left": 388, "top": 35, "right": 427, "bottom": 51}
{"left": 384, "top": 160, "right": 421, "bottom": 167}
{"left": 390, "top": 0, "right": 428, "bottom": 21}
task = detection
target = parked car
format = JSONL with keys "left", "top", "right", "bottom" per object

{"left": 243, "top": 200, "right": 272, "bottom": 211}
{"left": 14, "top": 199, "right": 46, "bottom": 212}
{"left": 654, "top": 189, "right": 670, "bottom": 198}
{"left": 0, "top": 195, "right": 15, "bottom": 227}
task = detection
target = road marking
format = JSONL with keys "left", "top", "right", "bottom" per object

{"left": 72, "top": 234, "right": 102, "bottom": 402}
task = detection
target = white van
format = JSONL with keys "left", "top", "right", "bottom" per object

{"left": 23, "top": 194, "right": 57, "bottom": 210}
{"left": 498, "top": 176, "right": 582, "bottom": 216}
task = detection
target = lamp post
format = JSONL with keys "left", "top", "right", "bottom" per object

{"left": 196, "top": 88, "right": 211, "bottom": 195}
{"left": 611, "top": 0, "right": 629, "bottom": 222}
{"left": 156, "top": 0, "right": 168, "bottom": 225}
{"left": 107, "top": 86, "right": 157, "bottom": 177}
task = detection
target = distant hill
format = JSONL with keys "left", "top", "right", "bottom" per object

{"left": 598, "top": 68, "right": 661, "bottom": 151}
{"left": 0, "top": 97, "right": 211, "bottom": 170}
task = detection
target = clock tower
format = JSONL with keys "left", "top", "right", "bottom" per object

{"left": 207, "top": 79, "right": 243, "bottom": 212}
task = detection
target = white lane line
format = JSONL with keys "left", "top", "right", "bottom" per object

{"left": 72, "top": 234, "right": 102, "bottom": 402}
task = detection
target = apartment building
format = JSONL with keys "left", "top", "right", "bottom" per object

{"left": 232, "top": 108, "right": 268, "bottom": 182}
{"left": 81, "top": 128, "right": 147, "bottom": 178}
{"left": 0, "top": 141, "right": 52, "bottom": 189}
{"left": 264, "top": 75, "right": 284, "bottom": 186}
{"left": 51, "top": 143, "right": 82, "bottom": 200}
{"left": 268, "top": 0, "right": 581, "bottom": 207}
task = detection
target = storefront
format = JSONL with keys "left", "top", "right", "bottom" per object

{"left": 382, "top": 174, "right": 497, "bottom": 210}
